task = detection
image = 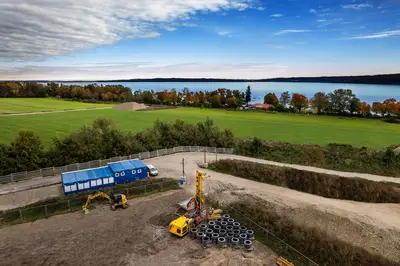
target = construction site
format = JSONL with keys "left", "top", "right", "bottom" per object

{"left": 1, "top": 151, "right": 400, "bottom": 266}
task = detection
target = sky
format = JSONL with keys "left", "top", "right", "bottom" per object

{"left": 0, "top": 0, "right": 399, "bottom": 80}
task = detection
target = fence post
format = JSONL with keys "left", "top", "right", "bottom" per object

{"left": 52, "top": 167, "right": 56, "bottom": 176}
{"left": 147, "top": 151, "right": 150, "bottom": 158}
{"left": 77, "top": 163, "right": 80, "bottom": 170}
{"left": 189, "top": 146, "right": 192, "bottom": 152}
{"left": 156, "top": 150, "right": 159, "bottom": 157}
{"left": 139, "top": 152, "right": 142, "bottom": 159}
{"left": 99, "top": 159, "right": 102, "bottom": 166}
{"left": 44, "top": 205, "right": 48, "bottom": 216}
{"left": 68, "top": 200, "right": 71, "bottom": 211}
{"left": 173, "top": 147, "right": 175, "bottom": 153}
{"left": 88, "top": 161, "right": 91, "bottom": 168}
{"left": 25, "top": 171, "right": 28, "bottom": 180}
{"left": 40, "top": 168, "right": 43, "bottom": 178}
{"left": 19, "top": 209, "right": 23, "bottom": 221}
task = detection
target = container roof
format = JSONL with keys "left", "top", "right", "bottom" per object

{"left": 62, "top": 167, "right": 113, "bottom": 184}
{"left": 108, "top": 159, "right": 147, "bottom": 173}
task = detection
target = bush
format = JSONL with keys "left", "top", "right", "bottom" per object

{"left": 209, "top": 159, "right": 400, "bottom": 203}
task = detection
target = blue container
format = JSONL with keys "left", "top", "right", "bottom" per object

{"left": 108, "top": 159, "right": 148, "bottom": 184}
{"left": 61, "top": 167, "right": 114, "bottom": 195}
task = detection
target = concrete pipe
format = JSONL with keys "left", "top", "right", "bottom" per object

{"left": 215, "top": 218, "right": 222, "bottom": 225}
{"left": 220, "top": 221, "right": 228, "bottom": 229}
{"left": 202, "top": 236, "right": 212, "bottom": 248}
{"left": 214, "top": 225, "right": 221, "bottom": 233}
{"left": 239, "top": 226, "right": 247, "bottom": 234}
{"left": 200, "top": 224, "right": 208, "bottom": 232}
{"left": 239, "top": 234, "right": 247, "bottom": 244}
{"left": 227, "top": 218, "right": 235, "bottom": 225}
{"left": 219, "top": 229, "right": 227, "bottom": 237}
{"left": 226, "top": 225, "right": 233, "bottom": 233}
{"left": 223, "top": 214, "right": 230, "bottom": 221}
{"left": 231, "top": 237, "right": 240, "bottom": 249}
{"left": 206, "top": 229, "right": 214, "bottom": 238}
{"left": 208, "top": 221, "right": 215, "bottom": 230}
{"left": 246, "top": 230, "right": 254, "bottom": 240}
{"left": 217, "top": 237, "right": 227, "bottom": 248}
{"left": 233, "top": 229, "right": 240, "bottom": 237}
{"left": 226, "top": 232, "right": 234, "bottom": 243}
{"left": 211, "top": 233, "right": 219, "bottom": 244}
{"left": 197, "top": 232, "right": 205, "bottom": 243}
{"left": 190, "top": 228, "right": 198, "bottom": 239}
{"left": 233, "top": 222, "right": 240, "bottom": 230}
{"left": 244, "top": 240, "right": 253, "bottom": 251}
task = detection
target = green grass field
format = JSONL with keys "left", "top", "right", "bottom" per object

{"left": 0, "top": 98, "right": 114, "bottom": 113}
{"left": 0, "top": 104, "right": 399, "bottom": 148}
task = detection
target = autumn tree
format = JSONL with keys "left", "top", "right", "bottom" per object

{"left": 226, "top": 97, "right": 238, "bottom": 108}
{"left": 209, "top": 94, "right": 221, "bottom": 108}
{"left": 264, "top": 93, "right": 279, "bottom": 106}
{"left": 311, "top": 92, "right": 329, "bottom": 114}
{"left": 279, "top": 91, "right": 291, "bottom": 107}
{"left": 372, "top": 102, "right": 385, "bottom": 115}
{"left": 383, "top": 98, "right": 398, "bottom": 115}
{"left": 291, "top": 93, "right": 309, "bottom": 112}
{"left": 359, "top": 102, "right": 371, "bottom": 116}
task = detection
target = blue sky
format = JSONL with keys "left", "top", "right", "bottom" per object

{"left": 0, "top": 0, "right": 399, "bottom": 80}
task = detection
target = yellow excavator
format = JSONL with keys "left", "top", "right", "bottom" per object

{"left": 82, "top": 191, "right": 128, "bottom": 214}
{"left": 169, "top": 170, "right": 222, "bottom": 237}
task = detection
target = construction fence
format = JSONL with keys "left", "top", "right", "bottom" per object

{"left": 0, "top": 179, "right": 177, "bottom": 227}
{"left": 0, "top": 146, "right": 234, "bottom": 184}
{"left": 226, "top": 205, "right": 319, "bottom": 266}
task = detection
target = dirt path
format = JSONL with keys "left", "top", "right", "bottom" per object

{"left": 0, "top": 107, "right": 112, "bottom": 116}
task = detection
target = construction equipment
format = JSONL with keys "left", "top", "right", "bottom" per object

{"left": 82, "top": 191, "right": 128, "bottom": 214}
{"left": 276, "top": 256, "right": 294, "bottom": 266}
{"left": 169, "top": 170, "right": 223, "bottom": 237}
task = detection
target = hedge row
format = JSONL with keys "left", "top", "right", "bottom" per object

{"left": 209, "top": 159, "right": 400, "bottom": 203}
{"left": 230, "top": 200, "right": 398, "bottom": 266}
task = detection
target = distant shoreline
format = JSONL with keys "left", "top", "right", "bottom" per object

{"left": 6, "top": 73, "right": 400, "bottom": 85}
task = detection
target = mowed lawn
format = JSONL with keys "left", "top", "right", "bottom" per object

{"left": 0, "top": 98, "right": 114, "bottom": 113}
{"left": 0, "top": 107, "right": 399, "bottom": 148}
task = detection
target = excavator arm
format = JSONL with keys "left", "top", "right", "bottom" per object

{"left": 83, "top": 191, "right": 112, "bottom": 213}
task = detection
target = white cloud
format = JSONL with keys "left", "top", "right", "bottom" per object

{"left": 317, "top": 19, "right": 326, "bottom": 22}
{"left": 257, "top": 7, "right": 265, "bottom": 11}
{"left": 216, "top": 30, "right": 232, "bottom": 37}
{"left": 0, "top": 62, "right": 289, "bottom": 80}
{"left": 273, "top": 29, "right": 312, "bottom": 36}
{"left": 309, "top": 9, "right": 317, "bottom": 14}
{"left": 0, "top": 0, "right": 254, "bottom": 60}
{"left": 270, "top": 14, "right": 283, "bottom": 17}
{"left": 347, "top": 30, "right": 400, "bottom": 39}
{"left": 341, "top": 3, "right": 372, "bottom": 9}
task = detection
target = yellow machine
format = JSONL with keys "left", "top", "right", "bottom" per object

{"left": 82, "top": 191, "right": 128, "bottom": 214}
{"left": 169, "top": 170, "right": 222, "bottom": 237}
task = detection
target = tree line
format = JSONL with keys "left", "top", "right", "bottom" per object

{"left": 263, "top": 89, "right": 400, "bottom": 117}
{"left": 0, "top": 81, "right": 133, "bottom": 102}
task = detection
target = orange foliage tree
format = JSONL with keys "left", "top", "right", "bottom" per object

{"left": 358, "top": 102, "right": 371, "bottom": 115}
{"left": 291, "top": 93, "right": 309, "bottom": 112}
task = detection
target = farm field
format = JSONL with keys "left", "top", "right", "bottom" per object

{"left": 0, "top": 105, "right": 399, "bottom": 148}
{"left": 0, "top": 98, "right": 114, "bottom": 113}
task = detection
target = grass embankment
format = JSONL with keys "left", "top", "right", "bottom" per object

{"left": 229, "top": 199, "right": 398, "bottom": 266}
{"left": 1, "top": 106, "right": 399, "bottom": 148}
{"left": 0, "top": 178, "right": 180, "bottom": 227}
{"left": 0, "top": 98, "right": 114, "bottom": 113}
{"left": 209, "top": 159, "right": 400, "bottom": 203}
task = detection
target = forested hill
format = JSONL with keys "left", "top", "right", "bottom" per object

{"left": 95, "top": 73, "right": 400, "bottom": 85}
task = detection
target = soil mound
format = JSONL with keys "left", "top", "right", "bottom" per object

{"left": 113, "top": 102, "right": 148, "bottom": 111}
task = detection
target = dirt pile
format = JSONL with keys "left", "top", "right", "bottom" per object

{"left": 112, "top": 102, "right": 148, "bottom": 111}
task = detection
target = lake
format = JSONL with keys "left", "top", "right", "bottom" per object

{"left": 62, "top": 81, "right": 400, "bottom": 104}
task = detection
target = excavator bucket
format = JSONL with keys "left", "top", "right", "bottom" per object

{"left": 84, "top": 207, "right": 90, "bottom": 214}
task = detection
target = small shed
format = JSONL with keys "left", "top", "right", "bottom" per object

{"left": 108, "top": 159, "right": 148, "bottom": 184}
{"left": 61, "top": 167, "right": 114, "bottom": 195}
